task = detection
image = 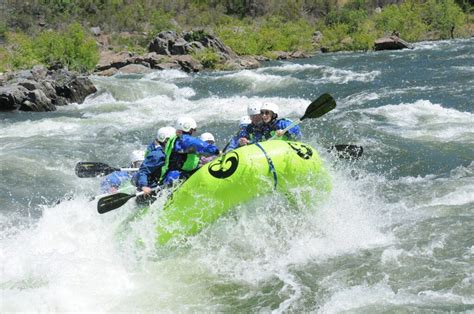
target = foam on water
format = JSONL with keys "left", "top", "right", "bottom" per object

{"left": 261, "top": 62, "right": 381, "bottom": 84}
{"left": 217, "top": 69, "right": 300, "bottom": 92}
{"left": 0, "top": 156, "right": 392, "bottom": 311}
{"left": 358, "top": 99, "right": 474, "bottom": 143}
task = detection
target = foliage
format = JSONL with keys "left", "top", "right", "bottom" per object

{"left": 421, "top": 0, "right": 466, "bottom": 38}
{"left": 373, "top": 1, "right": 428, "bottom": 41}
{"left": 217, "top": 16, "right": 314, "bottom": 56}
{"left": 1, "top": 23, "right": 99, "bottom": 72}
{"left": 110, "top": 33, "right": 148, "bottom": 55}
{"left": 149, "top": 9, "right": 178, "bottom": 36}
{"left": 192, "top": 48, "right": 220, "bottom": 69}
{"left": 2, "top": 32, "right": 39, "bottom": 71}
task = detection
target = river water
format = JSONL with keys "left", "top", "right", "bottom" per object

{"left": 1, "top": 38, "right": 473, "bottom": 312}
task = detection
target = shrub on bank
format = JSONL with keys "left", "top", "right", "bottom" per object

{"left": 320, "top": 0, "right": 468, "bottom": 52}
{"left": 216, "top": 16, "right": 314, "bottom": 56}
{"left": 1, "top": 23, "right": 99, "bottom": 72}
{"left": 192, "top": 48, "right": 220, "bottom": 69}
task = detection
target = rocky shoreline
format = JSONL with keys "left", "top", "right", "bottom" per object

{"left": 0, "top": 29, "right": 411, "bottom": 112}
{"left": 0, "top": 66, "right": 96, "bottom": 112}
{"left": 94, "top": 30, "right": 310, "bottom": 76}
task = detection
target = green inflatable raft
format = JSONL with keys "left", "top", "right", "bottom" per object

{"left": 128, "top": 140, "right": 332, "bottom": 246}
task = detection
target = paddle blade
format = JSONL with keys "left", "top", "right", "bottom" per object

{"left": 329, "top": 145, "right": 364, "bottom": 160}
{"left": 75, "top": 162, "right": 118, "bottom": 178}
{"left": 302, "top": 93, "right": 336, "bottom": 120}
{"left": 97, "top": 192, "right": 135, "bottom": 214}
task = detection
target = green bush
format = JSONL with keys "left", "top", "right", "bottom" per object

{"left": 422, "top": 0, "right": 466, "bottom": 38}
{"left": 35, "top": 23, "right": 99, "bottom": 72}
{"left": 217, "top": 16, "right": 314, "bottom": 56}
{"left": 149, "top": 9, "right": 178, "bottom": 36}
{"left": 3, "top": 23, "right": 98, "bottom": 72}
{"left": 3, "top": 32, "right": 39, "bottom": 70}
{"left": 192, "top": 48, "right": 220, "bottom": 69}
{"left": 374, "top": 1, "right": 427, "bottom": 41}
{"left": 320, "top": 23, "right": 351, "bottom": 52}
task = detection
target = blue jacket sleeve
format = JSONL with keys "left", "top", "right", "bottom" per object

{"left": 275, "top": 119, "right": 302, "bottom": 140}
{"left": 100, "top": 171, "right": 131, "bottom": 193}
{"left": 226, "top": 135, "right": 240, "bottom": 151}
{"left": 135, "top": 149, "right": 166, "bottom": 188}
{"left": 180, "top": 135, "right": 220, "bottom": 156}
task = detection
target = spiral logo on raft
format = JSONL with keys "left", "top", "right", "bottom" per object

{"left": 208, "top": 151, "right": 239, "bottom": 179}
{"left": 288, "top": 142, "right": 313, "bottom": 160}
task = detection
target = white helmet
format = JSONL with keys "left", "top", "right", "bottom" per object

{"left": 200, "top": 132, "right": 215, "bottom": 143}
{"left": 247, "top": 103, "right": 261, "bottom": 116}
{"left": 130, "top": 149, "right": 145, "bottom": 163}
{"left": 239, "top": 115, "right": 251, "bottom": 126}
{"left": 260, "top": 102, "right": 279, "bottom": 116}
{"left": 157, "top": 126, "right": 176, "bottom": 143}
{"left": 176, "top": 117, "right": 197, "bottom": 132}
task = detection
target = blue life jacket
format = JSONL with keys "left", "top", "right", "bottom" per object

{"left": 240, "top": 123, "right": 265, "bottom": 144}
{"left": 260, "top": 118, "right": 302, "bottom": 141}
{"left": 133, "top": 143, "right": 166, "bottom": 189}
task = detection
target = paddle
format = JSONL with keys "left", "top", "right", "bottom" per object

{"left": 75, "top": 161, "right": 138, "bottom": 178}
{"left": 97, "top": 186, "right": 162, "bottom": 214}
{"left": 329, "top": 144, "right": 364, "bottom": 159}
{"left": 269, "top": 93, "right": 336, "bottom": 140}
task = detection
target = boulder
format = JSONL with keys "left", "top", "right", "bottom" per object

{"left": 20, "top": 89, "right": 55, "bottom": 112}
{"left": 0, "top": 85, "right": 29, "bottom": 111}
{"left": 117, "top": 64, "right": 152, "bottom": 74}
{"left": 96, "top": 51, "right": 134, "bottom": 71}
{"left": 172, "top": 55, "right": 203, "bottom": 73}
{"left": 52, "top": 72, "right": 97, "bottom": 104}
{"left": 374, "top": 35, "right": 412, "bottom": 50}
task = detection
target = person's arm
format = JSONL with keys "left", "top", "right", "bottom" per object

{"left": 275, "top": 119, "right": 301, "bottom": 140}
{"left": 182, "top": 135, "right": 219, "bottom": 156}
{"left": 226, "top": 135, "right": 240, "bottom": 151}
{"left": 238, "top": 125, "right": 252, "bottom": 146}
{"left": 135, "top": 151, "right": 165, "bottom": 193}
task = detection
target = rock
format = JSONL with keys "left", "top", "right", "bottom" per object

{"left": 313, "top": 31, "right": 323, "bottom": 44}
{"left": 185, "top": 41, "right": 205, "bottom": 54}
{"left": 96, "top": 51, "right": 134, "bottom": 71}
{"left": 95, "top": 68, "right": 118, "bottom": 77}
{"left": 172, "top": 55, "right": 203, "bottom": 73}
{"left": 140, "top": 53, "right": 169, "bottom": 68}
{"left": 0, "top": 85, "right": 29, "bottom": 111}
{"left": 291, "top": 51, "right": 310, "bottom": 58}
{"left": 238, "top": 56, "right": 260, "bottom": 69}
{"left": 52, "top": 72, "right": 97, "bottom": 104}
{"left": 117, "top": 64, "right": 152, "bottom": 74}
{"left": 20, "top": 89, "right": 55, "bottom": 112}
{"left": 90, "top": 27, "right": 101, "bottom": 36}
{"left": 169, "top": 38, "right": 188, "bottom": 55}
{"left": 374, "top": 35, "right": 412, "bottom": 51}
{"left": 148, "top": 36, "right": 171, "bottom": 55}
{"left": 155, "top": 62, "right": 182, "bottom": 70}
{"left": 273, "top": 51, "right": 290, "bottom": 60}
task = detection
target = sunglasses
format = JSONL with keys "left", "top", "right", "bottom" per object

{"left": 260, "top": 110, "right": 273, "bottom": 115}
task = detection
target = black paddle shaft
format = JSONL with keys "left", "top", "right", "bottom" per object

{"left": 75, "top": 162, "right": 120, "bottom": 178}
